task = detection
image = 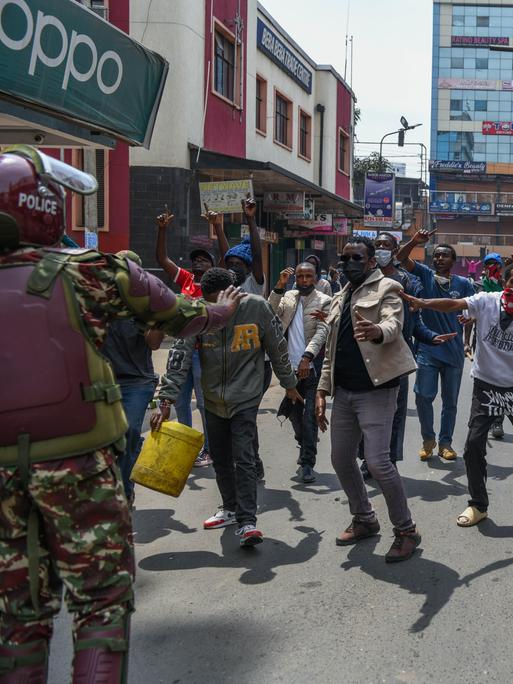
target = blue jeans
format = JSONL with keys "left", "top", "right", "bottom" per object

{"left": 289, "top": 369, "right": 319, "bottom": 467}
{"left": 120, "top": 381, "right": 156, "bottom": 498}
{"left": 414, "top": 352, "right": 463, "bottom": 447}
{"left": 174, "top": 349, "right": 209, "bottom": 451}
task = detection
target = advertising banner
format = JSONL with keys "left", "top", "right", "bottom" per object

{"left": 263, "top": 192, "right": 304, "bottom": 213}
{"left": 438, "top": 78, "right": 498, "bottom": 90}
{"left": 429, "top": 160, "right": 486, "bottom": 174}
{"left": 363, "top": 173, "right": 395, "bottom": 228}
{"left": 199, "top": 180, "right": 253, "bottom": 214}
{"left": 451, "top": 36, "right": 510, "bottom": 46}
{"left": 290, "top": 214, "right": 333, "bottom": 233}
{"left": 429, "top": 199, "right": 492, "bottom": 215}
{"left": 482, "top": 121, "right": 513, "bottom": 135}
{"left": 333, "top": 217, "right": 349, "bottom": 235}
{"left": 0, "top": 0, "right": 168, "bottom": 147}
{"left": 496, "top": 203, "right": 513, "bottom": 215}
{"left": 241, "top": 225, "right": 279, "bottom": 244}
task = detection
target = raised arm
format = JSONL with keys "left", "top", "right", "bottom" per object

{"left": 155, "top": 208, "right": 178, "bottom": 280}
{"left": 400, "top": 290, "right": 468, "bottom": 313}
{"left": 241, "top": 196, "right": 264, "bottom": 285}
{"left": 201, "top": 203, "right": 230, "bottom": 266}
{"left": 396, "top": 228, "right": 437, "bottom": 273}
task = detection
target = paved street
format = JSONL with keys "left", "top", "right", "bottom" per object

{"left": 49, "top": 355, "right": 513, "bottom": 683}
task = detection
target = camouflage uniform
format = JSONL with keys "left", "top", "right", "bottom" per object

{"left": 0, "top": 248, "right": 217, "bottom": 682}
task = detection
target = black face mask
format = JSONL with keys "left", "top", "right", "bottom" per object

{"left": 342, "top": 261, "right": 368, "bottom": 287}
{"left": 228, "top": 267, "right": 247, "bottom": 287}
{"left": 297, "top": 284, "right": 315, "bottom": 296}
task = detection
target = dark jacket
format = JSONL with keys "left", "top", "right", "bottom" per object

{"left": 394, "top": 269, "right": 437, "bottom": 352}
{"left": 160, "top": 295, "right": 297, "bottom": 418}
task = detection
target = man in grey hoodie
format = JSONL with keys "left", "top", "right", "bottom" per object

{"left": 151, "top": 269, "right": 301, "bottom": 547}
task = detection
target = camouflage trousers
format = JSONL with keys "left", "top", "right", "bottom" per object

{"left": 0, "top": 447, "right": 134, "bottom": 647}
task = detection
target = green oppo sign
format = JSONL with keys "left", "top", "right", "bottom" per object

{"left": 0, "top": 0, "right": 169, "bottom": 147}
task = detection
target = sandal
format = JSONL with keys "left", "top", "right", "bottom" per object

{"left": 457, "top": 506, "right": 487, "bottom": 527}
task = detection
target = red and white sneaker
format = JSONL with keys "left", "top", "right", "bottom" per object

{"left": 236, "top": 524, "right": 263, "bottom": 547}
{"left": 203, "top": 509, "right": 237, "bottom": 529}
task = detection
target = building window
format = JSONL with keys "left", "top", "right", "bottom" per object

{"left": 450, "top": 99, "right": 463, "bottom": 111}
{"left": 274, "top": 90, "right": 292, "bottom": 149}
{"left": 298, "top": 109, "right": 312, "bottom": 160}
{"left": 453, "top": 14, "right": 464, "bottom": 27}
{"left": 256, "top": 76, "right": 267, "bottom": 134}
{"left": 451, "top": 56, "right": 464, "bottom": 69}
{"left": 476, "top": 58, "right": 488, "bottom": 70}
{"left": 214, "top": 29, "right": 235, "bottom": 102}
{"left": 338, "top": 128, "right": 349, "bottom": 173}
{"left": 477, "top": 15, "right": 489, "bottom": 27}
{"left": 475, "top": 99, "right": 487, "bottom": 111}
{"left": 72, "top": 149, "right": 108, "bottom": 231}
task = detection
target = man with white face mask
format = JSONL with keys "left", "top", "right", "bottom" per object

{"left": 359, "top": 233, "right": 457, "bottom": 478}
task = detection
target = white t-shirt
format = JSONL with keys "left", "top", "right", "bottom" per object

{"left": 287, "top": 299, "right": 306, "bottom": 370}
{"left": 240, "top": 273, "right": 266, "bottom": 296}
{"left": 466, "top": 291, "right": 513, "bottom": 387}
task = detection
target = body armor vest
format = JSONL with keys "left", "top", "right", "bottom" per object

{"left": 0, "top": 252, "right": 128, "bottom": 466}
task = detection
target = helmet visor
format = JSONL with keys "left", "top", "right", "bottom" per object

{"left": 3, "top": 144, "right": 98, "bottom": 195}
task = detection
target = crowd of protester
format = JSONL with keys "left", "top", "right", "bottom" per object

{"left": 2, "top": 141, "right": 513, "bottom": 681}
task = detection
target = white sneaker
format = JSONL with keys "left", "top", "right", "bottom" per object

{"left": 203, "top": 509, "right": 237, "bottom": 529}
{"left": 235, "top": 524, "right": 263, "bottom": 547}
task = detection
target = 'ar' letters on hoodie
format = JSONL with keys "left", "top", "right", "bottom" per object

{"left": 231, "top": 324, "right": 261, "bottom": 352}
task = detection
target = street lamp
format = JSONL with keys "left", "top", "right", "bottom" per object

{"left": 379, "top": 117, "right": 422, "bottom": 170}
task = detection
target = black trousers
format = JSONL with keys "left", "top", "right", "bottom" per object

{"left": 464, "top": 379, "right": 513, "bottom": 512}
{"left": 205, "top": 407, "right": 259, "bottom": 526}
{"left": 253, "top": 360, "right": 273, "bottom": 459}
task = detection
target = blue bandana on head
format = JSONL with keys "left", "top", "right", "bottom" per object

{"left": 225, "top": 237, "right": 253, "bottom": 266}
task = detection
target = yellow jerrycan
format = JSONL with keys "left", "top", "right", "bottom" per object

{"left": 131, "top": 421, "right": 204, "bottom": 497}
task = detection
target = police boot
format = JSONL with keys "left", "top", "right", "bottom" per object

{"left": 0, "top": 639, "right": 48, "bottom": 683}
{"left": 72, "top": 625, "right": 129, "bottom": 684}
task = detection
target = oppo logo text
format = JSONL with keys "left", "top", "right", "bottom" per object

{"left": 0, "top": 0, "right": 123, "bottom": 94}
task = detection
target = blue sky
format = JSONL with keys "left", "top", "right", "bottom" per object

{"left": 262, "top": 0, "right": 433, "bottom": 176}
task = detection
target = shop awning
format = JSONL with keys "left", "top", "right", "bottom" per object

{"left": 0, "top": 0, "right": 168, "bottom": 148}
{"left": 191, "top": 148, "right": 363, "bottom": 218}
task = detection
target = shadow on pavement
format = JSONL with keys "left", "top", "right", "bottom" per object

{"left": 340, "top": 539, "right": 513, "bottom": 633}
{"left": 133, "top": 509, "right": 197, "bottom": 544}
{"left": 138, "top": 525, "right": 323, "bottom": 585}
{"left": 478, "top": 518, "right": 513, "bottom": 538}
{"left": 185, "top": 467, "right": 216, "bottom": 492}
{"left": 290, "top": 471, "right": 341, "bottom": 495}
{"left": 258, "top": 486, "right": 304, "bottom": 521}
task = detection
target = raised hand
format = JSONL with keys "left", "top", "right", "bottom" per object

{"left": 201, "top": 202, "right": 220, "bottom": 225}
{"left": 241, "top": 194, "right": 257, "bottom": 219}
{"left": 353, "top": 309, "right": 383, "bottom": 342}
{"left": 411, "top": 228, "right": 437, "bottom": 245}
{"left": 399, "top": 290, "right": 424, "bottom": 312}
{"left": 156, "top": 206, "right": 174, "bottom": 229}
{"left": 277, "top": 266, "right": 294, "bottom": 289}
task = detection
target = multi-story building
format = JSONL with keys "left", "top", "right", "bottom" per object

{"left": 431, "top": 0, "right": 513, "bottom": 270}
{"left": 129, "top": 0, "right": 361, "bottom": 283}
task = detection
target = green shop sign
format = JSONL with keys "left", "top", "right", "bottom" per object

{"left": 0, "top": 0, "right": 168, "bottom": 147}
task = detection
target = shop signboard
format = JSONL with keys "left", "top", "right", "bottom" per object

{"left": 353, "top": 229, "right": 377, "bottom": 239}
{"left": 257, "top": 18, "right": 312, "bottom": 93}
{"left": 496, "top": 203, "right": 513, "bottom": 215}
{"left": 263, "top": 191, "right": 304, "bottom": 213}
{"left": 482, "top": 121, "right": 513, "bottom": 135}
{"left": 363, "top": 172, "right": 395, "bottom": 228}
{"left": 311, "top": 240, "right": 324, "bottom": 250}
{"left": 0, "top": 0, "right": 168, "bottom": 147}
{"left": 333, "top": 216, "right": 349, "bottom": 235}
{"left": 451, "top": 36, "right": 510, "bottom": 46}
{"left": 429, "top": 160, "right": 486, "bottom": 174}
{"left": 429, "top": 199, "right": 492, "bottom": 215}
{"left": 291, "top": 214, "right": 333, "bottom": 233}
{"left": 199, "top": 179, "right": 253, "bottom": 214}
{"left": 241, "top": 225, "right": 279, "bottom": 244}
{"left": 438, "top": 78, "right": 498, "bottom": 91}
